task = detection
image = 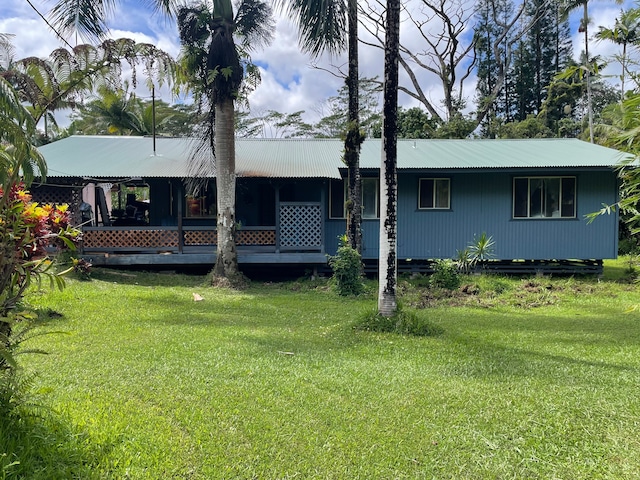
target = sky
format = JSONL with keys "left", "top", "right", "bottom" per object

{"left": 0, "top": 0, "right": 632, "bottom": 128}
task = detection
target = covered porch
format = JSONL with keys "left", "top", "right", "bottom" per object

{"left": 80, "top": 200, "right": 329, "bottom": 267}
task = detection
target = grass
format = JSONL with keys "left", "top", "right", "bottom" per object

{"left": 2, "top": 259, "right": 640, "bottom": 479}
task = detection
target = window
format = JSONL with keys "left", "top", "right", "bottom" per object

{"left": 185, "top": 188, "right": 216, "bottom": 218}
{"left": 110, "top": 184, "right": 150, "bottom": 226}
{"left": 419, "top": 178, "right": 450, "bottom": 209}
{"left": 329, "top": 180, "right": 348, "bottom": 219}
{"left": 361, "top": 178, "right": 379, "bottom": 219}
{"left": 329, "top": 178, "right": 379, "bottom": 219}
{"left": 513, "top": 177, "right": 576, "bottom": 219}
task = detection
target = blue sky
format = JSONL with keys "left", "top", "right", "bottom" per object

{"left": 0, "top": 0, "right": 633, "bottom": 128}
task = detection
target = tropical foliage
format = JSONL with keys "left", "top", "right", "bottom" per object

{"left": 0, "top": 77, "right": 79, "bottom": 399}
{"left": 328, "top": 235, "right": 364, "bottom": 296}
{"left": 589, "top": 93, "right": 640, "bottom": 236}
{"left": 69, "top": 85, "right": 198, "bottom": 136}
{"left": 0, "top": 183, "right": 78, "bottom": 354}
{"left": 0, "top": 38, "right": 176, "bottom": 142}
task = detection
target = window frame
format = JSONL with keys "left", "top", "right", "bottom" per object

{"left": 418, "top": 177, "right": 451, "bottom": 210}
{"left": 512, "top": 176, "right": 577, "bottom": 219}
{"left": 329, "top": 177, "right": 380, "bottom": 219}
{"left": 361, "top": 177, "right": 380, "bottom": 219}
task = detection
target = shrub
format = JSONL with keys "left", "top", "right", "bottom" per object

{"left": 486, "top": 276, "right": 511, "bottom": 295}
{"left": 468, "top": 232, "right": 496, "bottom": 267}
{"left": 619, "top": 237, "right": 640, "bottom": 256}
{"left": 430, "top": 259, "right": 461, "bottom": 290}
{"left": 328, "top": 236, "right": 364, "bottom": 296}
{"left": 1, "top": 181, "right": 79, "bottom": 373}
{"left": 454, "top": 247, "right": 473, "bottom": 274}
{"left": 355, "top": 307, "right": 444, "bottom": 337}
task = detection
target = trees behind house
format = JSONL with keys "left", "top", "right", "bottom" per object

{"left": 70, "top": 87, "right": 199, "bottom": 137}
{"left": 0, "top": 38, "right": 175, "bottom": 143}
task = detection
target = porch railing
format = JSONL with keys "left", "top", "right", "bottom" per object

{"left": 81, "top": 202, "right": 324, "bottom": 254}
{"left": 82, "top": 226, "right": 277, "bottom": 253}
{"left": 82, "top": 226, "right": 180, "bottom": 252}
{"left": 279, "top": 202, "right": 323, "bottom": 251}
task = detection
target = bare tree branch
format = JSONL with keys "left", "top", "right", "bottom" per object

{"left": 359, "top": 0, "right": 556, "bottom": 132}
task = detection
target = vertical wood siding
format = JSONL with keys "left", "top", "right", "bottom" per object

{"left": 325, "top": 170, "right": 619, "bottom": 261}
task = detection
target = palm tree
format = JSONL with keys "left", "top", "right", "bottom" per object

{"left": 72, "top": 88, "right": 187, "bottom": 136}
{"left": 177, "top": 0, "right": 274, "bottom": 281}
{"left": 277, "top": 0, "right": 364, "bottom": 252}
{"left": 70, "top": 85, "right": 148, "bottom": 135}
{"left": 1, "top": 38, "right": 175, "bottom": 141}
{"left": 47, "top": 0, "right": 178, "bottom": 43}
{"left": 596, "top": 7, "right": 640, "bottom": 99}
{"left": 561, "top": 0, "right": 623, "bottom": 143}
{"left": 378, "top": 0, "right": 400, "bottom": 317}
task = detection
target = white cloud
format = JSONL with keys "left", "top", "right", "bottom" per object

{"left": 2, "top": 0, "right": 637, "bottom": 131}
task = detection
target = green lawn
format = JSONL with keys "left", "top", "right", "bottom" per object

{"left": 3, "top": 260, "right": 640, "bottom": 479}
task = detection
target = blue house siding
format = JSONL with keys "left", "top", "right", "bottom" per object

{"left": 326, "top": 169, "right": 618, "bottom": 262}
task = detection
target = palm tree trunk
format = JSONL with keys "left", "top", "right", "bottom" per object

{"left": 213, "top": 97, "right": 239, "bottom": 279}
{"left": 345, "top": 0, "right": 363, "bottom": 253}
{"left": 621, "top": 42, "right": 626, "bottom": 100}
{"left": 378, "top": 0, "right": 400, "bottom": 317}
{"left": 583, "top": 3, "right": 594, "bottom": 143}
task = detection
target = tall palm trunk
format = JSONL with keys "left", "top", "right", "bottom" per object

{"left": 345, "top": 0, "right": 363, "bottom": 253}
{"left": 213, "top": 97, "right": 239, "bottom": 278}
{"left": 621, "top": 41, "right": 627, "bottom": 100}
{"left": 378, "top": 0, "right": 400, "bottom": 317}
{"left": 583, "top": 3, "right": 594, "bottom": 143}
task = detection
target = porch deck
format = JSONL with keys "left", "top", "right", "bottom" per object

{"left": 80, "top": 225, "right": 328, "bottom": 267}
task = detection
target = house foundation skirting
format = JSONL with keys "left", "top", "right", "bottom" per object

{"left": 360, "top": 259, "right": 604, "bottom": 276}
{"left": 83, "top": 251, "right": 329, "bottom": 267}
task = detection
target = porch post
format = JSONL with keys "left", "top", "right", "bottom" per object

{"left": 320, "top": 182, "right": 326, "bottom": 254}
{"left": 177, "top": 181, "right": 184, "bottom": 254}
{"left": 275, "top": 185, "right": 281, "bottom": 253}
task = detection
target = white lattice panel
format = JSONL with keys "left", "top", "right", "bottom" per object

{"left": 279, "top": 204, "right": 322, "bottom": 248}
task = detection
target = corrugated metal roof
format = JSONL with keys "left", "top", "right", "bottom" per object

{"left": 38, "top": 136, "right": 627, "bottom": 179}
{"left": 236, "top": 138, "right": 343, "bottom": 177}
{"left": 360, "top": 138, "right": 629, "bottom": 169}
{"left": 38, "top": 136, "right": 345, "bottom": 179}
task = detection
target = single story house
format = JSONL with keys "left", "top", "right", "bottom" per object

{"left": 35, "top": 135, "right": 627, "bottom": 274}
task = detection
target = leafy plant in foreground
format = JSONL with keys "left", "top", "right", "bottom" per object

{"left": 468, "top": 232, "right": 496, "bottom": 269}
{"left": 328, "top": 235, "right": 365, "bottom": 296}
{"left": 429, "top": 259, "right": 461, "bottom": 290}
{"left": 454, "top": 247, "right": 474, "bottom": 274}
{"left": 1, "top": 182, "right": 79, "bottom": 359}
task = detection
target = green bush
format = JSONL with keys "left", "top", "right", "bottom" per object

{"left": 619, "top": 237, "right": 640, "bottom": 256}
{"left": 486, "top": 276, "right": 511, "bottom": 295}
{"left": 328, "top": 237, "right": 364, "bottom": 296}
{"left": 429, "top": 259, "right": 461, "bottom": 290}
{"left": 355, "top": 307, "right": 444, "bottom": 337}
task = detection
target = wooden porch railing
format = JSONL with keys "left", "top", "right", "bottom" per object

{"left": 82, "top": 226, "right": 278, "bottom": 253}
{"left": 82, "top": 202, "right": 325, "bottom": 255}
